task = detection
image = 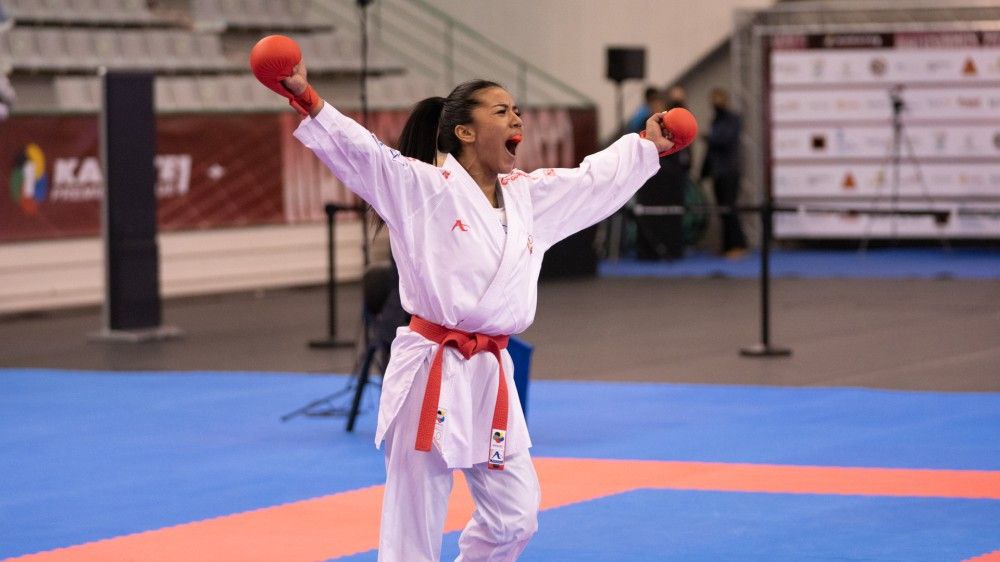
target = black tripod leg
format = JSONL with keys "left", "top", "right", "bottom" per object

{"left": 346, "top": 344, "right": 378, "bottom": 432}
{"left": 280, "top": 385, "right": 354, "bottom": 421}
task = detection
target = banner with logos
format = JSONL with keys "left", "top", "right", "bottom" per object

{"left": 1, "top": 113, "right": 284, "bottom": 243}
{"left": 768, "top": 31, "right": 1000, "bottom": 238}
{"left": 1, "top": 108, "right": 596, "bottom": 242}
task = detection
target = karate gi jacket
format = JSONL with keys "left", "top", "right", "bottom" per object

{"left": 294, "top": 104, "right": 660, "bottom": 468}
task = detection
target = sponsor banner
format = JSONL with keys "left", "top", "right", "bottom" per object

{"left": 771, "top": 31, "right": 1000, "bottom": 51}
{"left": 772, "top": 125, "right": 1000, "bottom": 160}
{"left": 771, "top": 48, "right": 1000, "bottom": 86}
{"left": 3, "top": 108, "right": 599, "bottom": 241}
{"left": 3, "top": 116, "right": 101, "bottom": 242}
{"left": 767, "top": 31, "right": 1000, "bottom": 238}
{"left": 773, "top": 163, "right": 1000, "bottom": 198}
{"left": 775, "top": 209, "right": 1000, "bottom": 239}
{"left": 1, "top": 113, "right": 284, "bottom": 243}
{"left": 771, "top": 87, "right": 1000, "bottom": 123}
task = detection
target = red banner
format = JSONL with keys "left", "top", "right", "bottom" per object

{"left": 2, "top": 108, "right": 598, "bottom": 242}
{"left": 1, "top": 113, "right": 284, "bottom": 243}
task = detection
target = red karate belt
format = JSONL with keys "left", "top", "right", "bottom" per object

{"left": 409, "top": 315, "right": 510, "bottom": 468}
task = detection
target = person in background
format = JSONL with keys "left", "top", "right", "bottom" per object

{"left": 701, "top": 87, "right": 748, "bottom": 259}
{"left": 0, "top": 64, "right": 16, "bottom": 122}
{"left": 0, "top": 2, "right": 11, "bottom": 33}
{"left": 633, "top": 85, "right": 690, "bottom": 260}
{"left": 0, "top": 0, "right": 13, "bottom": 118}
{"left": 625, "top": 86, "right": 663, "bottom": 134}
{"left": 665, "top": 84, "right": 686, "bottom": 109}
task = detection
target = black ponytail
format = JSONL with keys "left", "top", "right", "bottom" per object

{"left": 398, "top": 96, "right": 446, "bottom": 165}
{"left": 369, "top": 80, "right": 503, "bottom": 233}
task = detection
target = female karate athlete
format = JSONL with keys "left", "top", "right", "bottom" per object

{"left": 251, "top": 35, "right": 693, "bottom": 562}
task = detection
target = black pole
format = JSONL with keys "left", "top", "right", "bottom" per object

{"left": 361, "top": 205, "right": 370, "bottom": 268}
{"left": 740, "top": 199, "right": 790, "bottom": 358}
{"left": 615, "top": 81, "right": 624, "bottom": 135}
{"left": 309, "top": 203, "right": 354, "bottom": 349}
{"left": 359, "top": 0, "right": 370, "bottom": 131}
{"left": 358, "top": 0, "right": 372, "bottom": 270}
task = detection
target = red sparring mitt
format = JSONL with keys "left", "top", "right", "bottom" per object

{"left": 640, "top": 107, "right": 698, "bottom": 157}
{"left": 249, "top": 35, "right": 319, "bottom": 116}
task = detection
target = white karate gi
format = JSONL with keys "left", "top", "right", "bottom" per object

{"left": 294, "top": 104, "right": 660, "bottom": 561}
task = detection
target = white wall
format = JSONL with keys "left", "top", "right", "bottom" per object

{"left": 423, "top": 0, "right": 773, "bottom": 139}
{"left": 0, "top": 223, "right": 368, "bottom": 315}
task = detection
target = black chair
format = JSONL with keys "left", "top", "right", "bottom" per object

{"left": 281, "top": 262, "right": 409, "bottom": 426}
{"left": 346, "top": 262, "right": 410, "bottom": 431}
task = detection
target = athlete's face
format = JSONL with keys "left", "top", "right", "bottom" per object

{"left": 460, "top": 87, "right": 523, "bottom": 175}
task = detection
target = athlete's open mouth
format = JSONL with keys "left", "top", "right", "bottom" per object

{"left": 505, "top": 134, "right": 522, "bottom": 157}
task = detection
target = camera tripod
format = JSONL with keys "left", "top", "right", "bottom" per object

{"left": 860, "top": 85, "right": 948, "bottom": 251}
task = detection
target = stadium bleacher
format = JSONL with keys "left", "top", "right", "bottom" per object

{"left": 4, "top": 0, "right": 156, "bottom": 26}
{"left": 191, "top": 0, "right": 324, "bottom": 31}
{"left": 0, "top": 0, "right": 406, "bottom": 113}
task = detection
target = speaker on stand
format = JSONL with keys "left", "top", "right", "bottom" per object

{"left": 606, "top": 46, "right": 646, "bottom": 133}
{"left": 604, "top": 47, "right": 645, "bottom": 261}
{"left": 90, "top": 71, "right": 181, "bottom": 343}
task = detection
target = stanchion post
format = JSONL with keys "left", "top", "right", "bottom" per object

{"left": 309, "top": 203, "right": 355, "bottom": 349}
{"left": 740, "top": 199, "right": 791, "bottom": 358}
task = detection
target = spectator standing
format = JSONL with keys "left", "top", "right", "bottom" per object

{"left": 701, "top": 88, "right": 747, "bottom": 258}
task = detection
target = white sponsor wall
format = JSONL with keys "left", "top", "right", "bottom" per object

{"left": 768, "top": 31, "right": 1000, "bottom": 238}
{"left": 425, "top": 0, "right": 774, "bottom": 140}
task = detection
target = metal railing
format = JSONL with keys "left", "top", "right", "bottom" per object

{"left": 309, "top": 0, "right": 594, "bottom": 107}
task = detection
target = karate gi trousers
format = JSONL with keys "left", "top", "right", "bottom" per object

{"left": 377, "top": 354, "right": 540, "bottom": 562}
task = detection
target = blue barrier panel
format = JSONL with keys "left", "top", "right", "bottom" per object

{"left": 508, "top": 337, "right": 533, "bottom": 420}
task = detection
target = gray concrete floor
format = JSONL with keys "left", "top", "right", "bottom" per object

{"left": 1, "top": 277, "right": 998, "bottom": 392}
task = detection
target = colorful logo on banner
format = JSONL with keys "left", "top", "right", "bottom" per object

{"left": 869, "top": 57, "right": 888, "bottom": 76}
{"left": 8, "top": 143, "right": 49, "bottom": 215}
{"left": 961, "top": 57, "right": 977, "bottom": 76}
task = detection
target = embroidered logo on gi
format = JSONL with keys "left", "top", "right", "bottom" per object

{"left": 499, "top": 169, "right": 537, "bottom": 186}
{"left": 452, "top": 219, "right": 469, "bottom": 232}
{"left": 441, "top": 170, "right": 451, "bottom": 179}
{"left": 544, "top": 168, "right": 556, "bottom": 177}
{"left": 488, "top": 429, "right": 507, "bottom": 469}
{"left": 433, "top": 408, "right": 447, "bottom": 447}
{"left": 527, "top": 234, "right": 534, "bottom": 255}
{"left": 373, "top": 134, "right": 408, "bottom": 167}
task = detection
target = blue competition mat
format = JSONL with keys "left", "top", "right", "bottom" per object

{"left": 600, "top": 248, "right": 1000, "bottom": 279}
{"left": 2, "top": 369, "right": 998, "bottom": 560}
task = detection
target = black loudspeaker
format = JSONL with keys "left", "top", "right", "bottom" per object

{"left": 99, "top": 72, "right": 165, "bottom": 334}
{"left": 606, "top": 47, "right": 646, "bottom": 82}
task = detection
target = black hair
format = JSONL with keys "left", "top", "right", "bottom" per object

{"left": 396, "top": 96, "right": 446, "bottom": 165}
{"left": 369, "top": 79, "right": 503, "bottom": 233}
{"left": 436, "top": 79, "right": 503, "bottom": 157}
{"left": 397, "top": 79, "right": 504, "bottom": 163}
